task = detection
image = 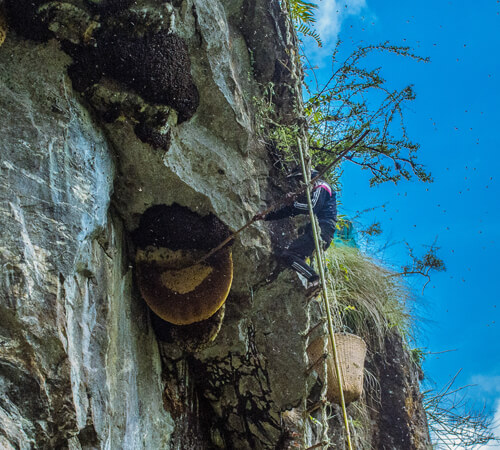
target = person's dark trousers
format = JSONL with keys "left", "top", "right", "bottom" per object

{"left": 282, "top": 220, "right": 335, "bottom": 282}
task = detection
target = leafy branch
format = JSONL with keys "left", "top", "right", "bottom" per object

{"left": 305, "top": 41, "right": 431, "bottom": 185}
{"left": 284, "top": 0, "right": 322, "bottom": 47}
{"left": 390, "top": 241, "right": 446, "bottom": 293}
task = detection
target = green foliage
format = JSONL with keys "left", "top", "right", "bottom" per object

{"left": 285, "top": 0, "right": 322, "bottom": 47}
{"left": 253, "top": 38, "right": 432, "bottom": 188}
{"left": 360, "top": 222, "right": 382, "bottom": 237}
{"left": 403, "top": 243, "right": 446, "bottom": 275}
{"left": 296, "top": 22, "right": 322, "bottom": 48}
{"left": 305, "top": 41, "right": 431, "bottom": 186}
{"left": 252, "top": 82, "right": 278, "bottom": 132}
{"left": 252, "top": 5, "right": 433, "bottom": 189}
{"left": 323, "top": 245, "right": 412, "bottom": 352}
{"left": 252, "top": 82, "right": 302, "bottom": 169}
{"left": 288, "top": 0, "right": 317, "bottom": 23}
{"left": 410, "top": 347, "right": 426, "bottom": 365}
{"left": 399, "top": 241, "right": 446, "bottom": 293}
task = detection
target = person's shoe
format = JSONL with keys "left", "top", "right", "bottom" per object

{"left": 305, "top": 278, "right": 321, "bottom": 297}
{"left": 285, "top": 252, "right": 320, "bottom": 282}
{"left": 309, "top": 274, "right": 320, "bottom": 284}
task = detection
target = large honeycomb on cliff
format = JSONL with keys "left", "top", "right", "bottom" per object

{"left": 136, "top": 246, "right": 233, "bottom": 325}
{"left": 133, "top": 204, "right": 233, "bottom": 325}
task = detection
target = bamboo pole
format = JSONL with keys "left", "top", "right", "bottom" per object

{"left": 297, "top": 138, "right": 354, "bottom": 450}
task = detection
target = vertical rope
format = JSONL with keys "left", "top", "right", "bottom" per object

{"left": 301, "top": 295, "right": 313, "bottom": 447}
{"left": 319, "top": 329, "right": 330, "bottom": 447}
{"left": 279, "top": 3, "right": 354, "bottom": 447}
{"left": 297, "top": 138, "right": 354, "bottom": 450}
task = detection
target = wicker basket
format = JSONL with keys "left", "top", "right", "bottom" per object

{"left": 307, "top": 333, "right": 367, "bottom": 404}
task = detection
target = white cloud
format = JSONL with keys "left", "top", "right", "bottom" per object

{"left": 429, "top": 376, "right": 500, "bottom": 449}
{"left": 302, "top": 0, "right": 369, "bottom": 73}
{"left": 472, "top": 398, "right": 500, "bottom": 449}
{"left": 470, "top": 375, "right": 500, "bottom": 394}
{"left": 315, "top": 1, "right": 342, "bottom": 44}
{"left": 315, "top": 0, "right": 367, "bottom": 44}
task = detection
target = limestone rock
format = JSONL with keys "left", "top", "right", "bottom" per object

{"left": 0, "top": 38, "right": 172, "bottom": 449}
{"left": 0, "top": 0, "right": 432, "bottom": 448}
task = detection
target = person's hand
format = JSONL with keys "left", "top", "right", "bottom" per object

{"left": 252, "top": 212, "right": 266, "bottom": 221}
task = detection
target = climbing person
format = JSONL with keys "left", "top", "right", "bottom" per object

{"left": 253, "top": 169, "right": 337, "bottom": 287}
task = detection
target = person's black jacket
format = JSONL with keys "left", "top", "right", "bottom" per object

{"left": 265, "top": 181, "right": 337, "bottom": 223}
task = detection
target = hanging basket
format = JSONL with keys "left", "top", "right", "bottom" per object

{"left": 307, "top": 333, "right": 367, "bottom": 404}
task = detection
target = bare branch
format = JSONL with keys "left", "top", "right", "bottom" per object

{"left": 424, "top": 371, "right": 499, "bottom": 448}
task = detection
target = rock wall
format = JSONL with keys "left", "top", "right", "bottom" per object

{"left": 0, "top": 37, "right": 173, "bottom": 449}
{"left": 0, "top": 0, "right": 431, "bottom": 448}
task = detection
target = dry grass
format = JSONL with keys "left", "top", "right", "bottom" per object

{"left": 322, "top": 245, "right": 412, "bottom": 352}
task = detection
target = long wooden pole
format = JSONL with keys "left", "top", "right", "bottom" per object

{"left": 192, "top": 130, "right": 369, "bottom": 266}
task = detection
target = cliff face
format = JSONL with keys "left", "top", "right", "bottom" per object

{"left": 0, "top": 1, "right": 431, "bottom": 449}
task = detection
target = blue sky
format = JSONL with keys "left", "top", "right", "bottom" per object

{"left": 304, "top": 0, "right": 500, "bottom": 444}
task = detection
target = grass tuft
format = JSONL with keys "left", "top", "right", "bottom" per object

{"left": 322, "top": 245, "right": 413, "bottom": 352}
